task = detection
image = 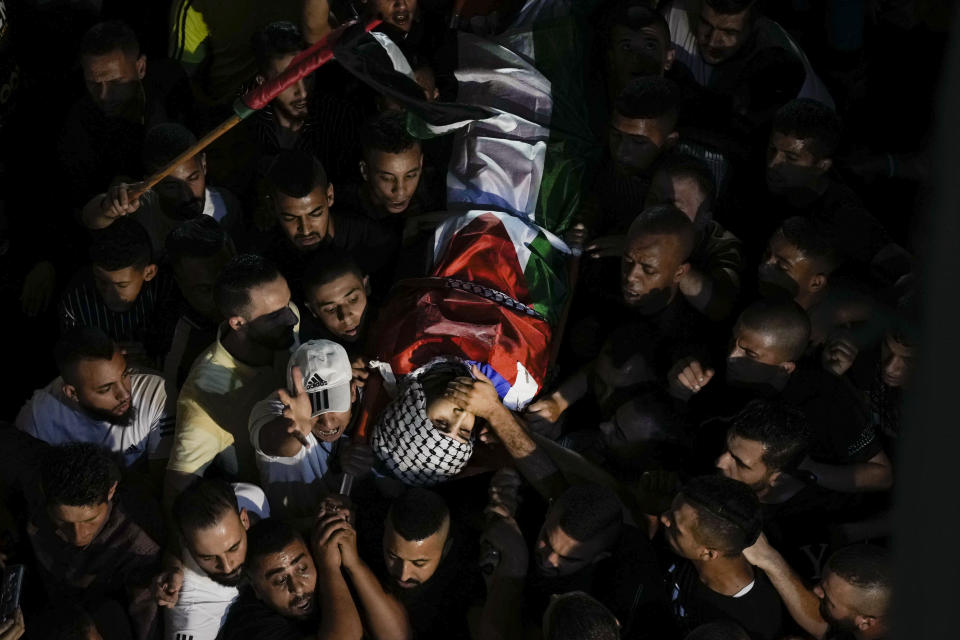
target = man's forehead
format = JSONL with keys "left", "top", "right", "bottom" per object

{"left": 770, "top": 131, "right": 816, "bottom": 155}
{"left": 368, "top": 146, "right": 422, "bottom": 170}
{"left": 277, "top": 188, "right": 329, "bottom": 214}
{"left": 258, "top": 541, "right": 307, "bottom": 574}
{"left": 386, "top": 530, "right": 445, "bottom": 557}
{"left": 612, "top": 22, "right": 668, "bottom": 44}
{"left": 83, "top": 50, "right": 137, "bottom": 75}
{"left": 625, "top": 232, "right": 679, "bottom": 258}
{"left": 611, "top": 112, "right": 662, "bottom": 138}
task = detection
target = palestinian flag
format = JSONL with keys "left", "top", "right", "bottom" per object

{"left": 331, "top": 0, "right": 603, "bottom": 238}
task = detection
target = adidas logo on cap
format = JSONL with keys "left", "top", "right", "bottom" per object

{"left": 305, "top": 372, "right": 328, "bottom": 390}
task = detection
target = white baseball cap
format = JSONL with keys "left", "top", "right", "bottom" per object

{"left": 286, "top": 340, "right": 352, "bottom": 416}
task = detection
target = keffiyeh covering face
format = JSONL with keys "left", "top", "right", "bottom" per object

{"left": 371, "top": 360, "right": 474, "bottom": 486}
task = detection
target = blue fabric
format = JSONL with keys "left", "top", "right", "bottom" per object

{"left": 465, "top": 360, "right": 512, "bottom": 400}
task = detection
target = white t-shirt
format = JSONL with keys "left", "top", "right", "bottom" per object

{"left": 662, "top": 0, "right": 835, "bottom": 108}
{"left": 165, "top": 483, "right": 270, "bottom": 640}
{"left": 248, "top": 393, "right": 344, "bottom": 519}
{"left": 15, "top": 373, "right": 173, "bottom": 467}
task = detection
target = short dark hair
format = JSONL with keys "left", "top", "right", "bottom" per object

{"left": 303, "top": 247, "right": 366, "bottom": 297}
{"left": 246, "top": 518, "right": 304, "bottom": 570}
{"left": 545, "top": 592, "right": 619, "bottom": 640}
{"left": 360, "top": 110, "right": 420, "bottom": 158}
{"left": 729, "top": 399, "right": 809, "bottom": 473}
{"left": 54, "top": 326, "right": 117, "bottom": 381}
{"left": 41, "top": 443, "right": 121, "bottom": 507}
{"left": 142, "top": 123, "right": 199, "bottom": 174}
{"left": 627, "top": 204, "right": 696, "bottom": 262}
{"left": 553, "top": 483, "right": 622, "bottom": 543}
{"left": 777, "top": 216, "right": 841, "bottom": 273}
{"left": 685, "top": 620, "right": 751, "bottom": 640}
{"left": 680, "top": 475, "right": 762, "bottom": 556}
{"left": 166, "top": 216, "right": 234, "bottom": 268}
{"left": 173, "top": 478, "right": 239, "bottom": 540}
{"left": 736, "top": 300, "right": 811, "bottom": 362}
{"left": 213, "top": 254, "right": 283, "bottom": 319}
{"left": 266, "top": 150, "right": 329, "bottom": 198}
{"left": 27, "top": 603, "right": 97, "bottom": 640}
{"left": 652, "top": 152, "right": 718, "bottom": 213}
{"left": 825, "top": 544, "right": 892, "bottom": 594}
{"left": 615, "top": 76, "right": 680, "bottom": 131}
{"left": 252, "top": 21, "right": 306, "bottom": 73}
{"left": 772, "top": 98, "right": 842, "bottom": 159}
{"left": 602, "top": 1, "right": 671, "bottom": 44}
{"left": 79, "top": 20, "right": 140, "bottom": 59}
{"left": 388, "top": 488, "right": 450, "bottom": 541}
{"left": 703, "top": 0, "right": 758, "bottom": 17}
{"left": 89, "top": 217, "right": 154, "bottom": 271}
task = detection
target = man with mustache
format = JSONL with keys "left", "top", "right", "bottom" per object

{"left": 527, "top": 205, "right": 711, "bottom": 434}
{"left": 161, "top": 479, "right": 270, "bottom": 640}
{"left": 16, "top": 326, "right": 172, "bottom": 481}
{"left": 744, "top": 537, "right": 891, "bottom": 640}
{"left": 164, "top": 255, "right": 301, "bottom": 507}
{"left": 258, "top": 150, "right": 398, "bottom": 300}
{"left": 217, "top": 516, "right": 409, "bottom": 640}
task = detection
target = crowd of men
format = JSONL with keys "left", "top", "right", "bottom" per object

{"left": 0, "top": 0, "right": 941, "bottom": 638}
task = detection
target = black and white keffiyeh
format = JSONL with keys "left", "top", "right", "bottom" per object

{"left": 371, "top": 360, "right": 474, "bottom": 486}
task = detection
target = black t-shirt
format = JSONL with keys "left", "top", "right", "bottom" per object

{"left": 217, "top": 588, "right": 318, "bottom": 640}
{"left": 781, "top": 365, "right": 882, "bottom": 465}
{"left": 667, "top": 560, "right": 783, "bottom": 640}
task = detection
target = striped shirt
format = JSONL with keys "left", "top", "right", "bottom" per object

{"left": 59, "top": 268, "right": 175, "bottom": 363}
{"left": 15, "top": 373, "right": 174, "bottom": 467}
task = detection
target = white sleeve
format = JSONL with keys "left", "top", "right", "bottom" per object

{"left": 163, "top": 578, "right": 234, "bottom": 640}
{"left": 247, "top": 392, "right": 285, "bottom": 455}
{"left": 139, "top": 375, "right": 175, "bottom": 460}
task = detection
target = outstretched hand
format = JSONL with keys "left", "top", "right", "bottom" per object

{"left": 277, "top": 366, "right": 315, "bottom": 449}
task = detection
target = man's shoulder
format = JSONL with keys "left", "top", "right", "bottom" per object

{"left": 219, "top": 587, "right": 307, "bottom": 640}
{"left": 16, "top": 378, "right": 88, "bottom": 434}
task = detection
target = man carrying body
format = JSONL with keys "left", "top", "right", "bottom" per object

{"left": 216, "top": 516, "right": 409, "bottom": 640}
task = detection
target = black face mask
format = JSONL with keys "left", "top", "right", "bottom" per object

{"left": 247, "top": 305, "right": 298, "bottom": 351}
{"left": 757, "top": 264, "right": 800, "bottom": 301}
{"left": 726, "top": 357, "right": 791, "bottom": 395}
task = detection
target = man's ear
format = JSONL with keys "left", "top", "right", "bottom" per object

{"left": 326, "top": 183, "right": 335, "bottom": 208}
{"left": 359, "top": 160, "right": 369, "bottom": 183}
{"left": 304, "top": 300, "right": 319, "bottom": 319}
{"left": 665, "top": 130, "right": 680, "bottom": 149}
{"left": 780, "top": 361, "right": 797, "bottom": 374}
{"left": 228, "top": 315, "right": 245, "bottom": 332}
{"left": 240, "top": 508, "right": 251, "bottom": 530}
{"left": 674, "top": 261, "right": 691, "bottom": 284}
{"left": 200, "top": 152, "right": 208, "bottom": 176}
{"left": 62, "top": 383, "right": 79, "bottom": 404}
{"left": 816, "top": 157, "right": 833, "bottom": 174}
{"left": 855, "top": 615, "right": 877, "bottom": 631}
{"left": 810, "top": 273, "right": 827, "bottom": 292}
{"left": 255, "top": 74, "right": 266, "bottom": 86}
{"left": 136, "top": 55, "right": 147, "bottom": 80}
{"left": 700, "top": 547, "right": 718, "bottom": 561}
{"left": 430, "top": 87, "right": 439, "bottom": 101}
{"left": 107, "top": 481, "right": 119, "bottom": 502}
{"left": 363, "top": 274, "right": 371, "bottom": 295}
{"left": 664, "top": 46, "right": 676, "bottom": 73}
{"left": 767, "top": 469, "right": 783, "bottom": 487}
{"left": 143, "top": 264, "right": 158, "bottom": 282}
